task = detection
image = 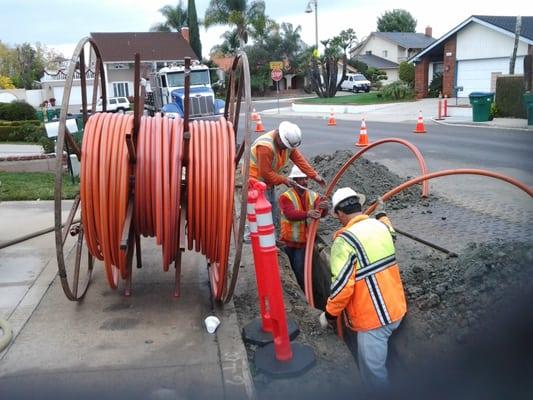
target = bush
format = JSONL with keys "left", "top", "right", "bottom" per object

{"left": 0, "top": 101, "right": 37, "bottom": 121}
{"left": 399, "top": 61, "right": 415, "bottom": 87}
{"left": 380, "top": 81, "right": 415, "bottom": 100}
{"left": 495, "top": 75, "right": 526, "bottom": 118}
{"left": 428, "top": 73, "right": 443, "bottom": 97}
{"left": 0, "top": 122, "right": 46, "bottom": 142}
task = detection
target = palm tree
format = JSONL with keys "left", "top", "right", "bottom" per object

{"left": 150, "top": 1, "right": 188, "bottom": 32}
{"left": 204, "top": 0, "right": 269, "bottom": 48}
{"left": 210, "top": 29, "right": 240, "bottom": 56}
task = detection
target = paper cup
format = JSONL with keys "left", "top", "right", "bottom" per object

{"left": 204, "top": 316, "right": 221, "bottom": 334}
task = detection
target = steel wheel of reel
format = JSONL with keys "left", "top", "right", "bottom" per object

{"left": 222, "top": 52, "right": 253, "bottom": 303}
{"left": 54, "top": 37, "right": 106, "bottom": 301}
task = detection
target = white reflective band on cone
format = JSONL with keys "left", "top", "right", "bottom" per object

{"left": 256, "top": 212, "right": 273, "bottom": 227}
{"left": 259, "top": 233, "right": 276, "bottom": 248}
{"left": 249, "top": 221, "right": 257, "bottom": 233}
{"left": 247, "top": 203, "right": 256, "bottom": 215}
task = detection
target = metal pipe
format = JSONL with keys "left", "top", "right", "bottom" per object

{"left": 394, "top": 227, "right": 457, "bottom": 257}
{"left": 0, "top": 219, "right": 80, "bottom": 250}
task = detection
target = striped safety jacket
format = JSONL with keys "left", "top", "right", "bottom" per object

{"left": 325, "top": 214, "right": 406, "bottom": 331}
{"left": 249, "top": 131, "right": 291, "bottom": 181}
{"left": 279, "top": 188, "right": 319, "bottom": 246}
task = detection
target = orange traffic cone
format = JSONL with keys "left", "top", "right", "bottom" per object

{"left": 251, "top": 108, "right": 259, "bottom": 122}
{"left": 328, "top": 109, "right": 336, "bottom": 126}
{"left": 355, "top": 118, "right": 370, "bottom": 147}
{"left": 413, "top": 110, "right": 427, "bottom": 133}
{"left": 255, "top": 115, "right": 265, "bottom": 133}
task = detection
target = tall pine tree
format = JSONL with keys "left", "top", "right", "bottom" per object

{"left": 187, "top": 0, "right": 202, "bottom": 59}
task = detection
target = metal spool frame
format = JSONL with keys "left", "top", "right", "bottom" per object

{"left": 54, "top": 38, "right": 252, "bottom": 302}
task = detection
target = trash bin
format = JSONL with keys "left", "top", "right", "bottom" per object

{"left": 524, "top": 93, "right": 533, "bottom": 126}
{"left": 36, "top": 110, "right": 45, "bottom": 122}
{"left": 469, "top": 92, "right": 494, "bottom": 122}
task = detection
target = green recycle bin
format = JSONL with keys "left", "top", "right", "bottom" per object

{"left": 36, "top": 110, "right": 45, "bottom": 122}
{"left": 524, "top": 93, "right": 533, "bottom": 126}
{"left": 469, "top": 92, "right": 494, "bottom": 122}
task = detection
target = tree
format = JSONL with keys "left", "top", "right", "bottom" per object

{"left": 12, "top": 43, "right": 44, "bottom": 89}
{"left": 399, "top": 61, "right": 415, "bottom": 87}
{"left": 210, "top": 29, "right": 240, "bottom": 56}
{"left": 187, "top": 0, "right": 202, "bottom": 59}
{"left": 204, "top": 0, "right": 269, "bottom": 48}
{"left": 151, "top": 2, "right": 188, "bottom": 32}
{"left": 0, "top": 75, "right": 15, "bottom": 89}
{"left": 377, "top": 9, "right": 417, "bottom": 32}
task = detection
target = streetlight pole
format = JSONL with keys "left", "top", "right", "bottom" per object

{"left": 305, "top": 0, "right": 318, "bottom": 52}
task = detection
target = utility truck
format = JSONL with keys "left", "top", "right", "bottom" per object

{"left": 144, "top": 63, "right": 225, "bottom": 119}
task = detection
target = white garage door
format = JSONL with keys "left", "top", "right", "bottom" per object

{"left": 457, "top": 57, "right": 524, "bottom": 97}
{"left": 53, "top": 85, "right": 95, "bottom": 106}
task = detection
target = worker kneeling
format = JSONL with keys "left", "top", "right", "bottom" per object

{"left": 278, "top": 165, "right": 328, "bottom": 291}
{"left": 319, "top": 187, "right": 406, "bottom": 387}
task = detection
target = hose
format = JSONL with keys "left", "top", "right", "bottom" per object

{"left": 0, "top": 316, "right": 13, "bottom": 352}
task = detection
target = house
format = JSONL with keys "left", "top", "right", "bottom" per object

{"left": 410, "top": 15, "right": 533, "bottom": 98}
{"left": 40, "top": 29, "right": 197, "bottom": 107}
{"left": 350, "top": 28, "right": 436, "bottom": 82}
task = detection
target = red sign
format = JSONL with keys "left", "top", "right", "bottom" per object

{"left": 271, "top": 68, "right": 283, "bottom": 82}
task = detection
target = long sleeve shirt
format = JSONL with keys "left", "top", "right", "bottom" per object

{"left": 256, "top": 146, "right": 318, "bottom": 187}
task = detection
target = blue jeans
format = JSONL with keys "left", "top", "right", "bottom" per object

{"left": 284, "top": 246, "right": 305, "bottom": 291}
{"left": 344, "top": 319, "right": 402, "bottom": 387}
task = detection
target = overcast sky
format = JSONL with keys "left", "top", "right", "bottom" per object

{"left": 1, "top": 0, "right": 531, "bottom": 58}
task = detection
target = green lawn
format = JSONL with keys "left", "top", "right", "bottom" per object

{"left": 0, "top": 172, "right": 79, "bottom": 201}
{"left": 296, "top": 92, "right": 413, "bottom": 105}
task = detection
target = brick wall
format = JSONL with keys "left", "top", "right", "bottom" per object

{"left": 415, "top": 58, "right": 429, "bottom": 99}
{"left": 442, "top": 36, "right": 457, "bottom": 97}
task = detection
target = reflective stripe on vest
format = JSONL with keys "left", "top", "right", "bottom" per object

{"left": 249, "top": 131, "right": 291, "bottom": 181}
{"left": 280, "top": 189, "right": 318, "bottom": 243}
{"left": 336, "top": 218, "right": 396, "bottom": 326}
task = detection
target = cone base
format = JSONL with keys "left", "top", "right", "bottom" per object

{"left": 254, "top": 342, "right": 316, "bottom": 378}
{"left": 355, "top": 143, "right": 369, "bottom": 147}
{"left": 242, "top": 317, "right": 300, "bottom": 346}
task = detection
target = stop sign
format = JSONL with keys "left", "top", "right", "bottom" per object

{"left": 271, "top": 68, "right": 283, "bottom": 82}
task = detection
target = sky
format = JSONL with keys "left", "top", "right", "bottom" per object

{"left": 1, "top": 0, "right": 531, "bottom": 59}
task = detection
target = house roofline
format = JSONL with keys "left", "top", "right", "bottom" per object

{"left": 409, "top": 15, "right": 533, "bottom": 63}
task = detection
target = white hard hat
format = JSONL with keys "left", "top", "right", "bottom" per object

{"left": 331, "top": 187, "right": 366, "bottom": 212}
{"left": 288, "top": 165, "right": 307, "bottom": 179}
{"left": 278, "top": 121, "right": 302, "bottom": 149}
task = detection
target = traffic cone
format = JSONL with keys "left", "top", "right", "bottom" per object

{"left": 251, "top": 108, "right": 260, "bottom": 122}
{"left": 255, "top": 115, "right": 265, "bottom": 133}
{"left": 413, "top": 110, "right": 427, "bottom": 134}
{"left": 355, "top": 118, "right": 370, "bottom": 147}
{"left": 327, "top": 109, "right": 336, "bottom": 126}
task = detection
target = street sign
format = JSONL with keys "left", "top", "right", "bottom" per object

{"left": 271, "top": 68, "right": 283, "bottom": 82}
{"left": 269, "top": 61, "right": 283, "bottom": 70}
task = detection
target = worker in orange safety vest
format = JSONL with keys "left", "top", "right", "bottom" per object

{"left": 249, "top": 121, "right": 326, "bottom": 229}
{"left": 319, "top": 187, "right": 406, "bottom": 387}
{"left": 278, "top": 165, "right": 328, "bottom": 290}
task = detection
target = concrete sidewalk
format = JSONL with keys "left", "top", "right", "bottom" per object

{"left": 261, "top": 97, "right": 531, "bottom": 130}
{"left": 0, "top": 201, "right": 254, "bottom": 399}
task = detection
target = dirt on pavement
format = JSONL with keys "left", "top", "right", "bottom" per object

{"left": 232, "top": 150, "right": 533, "bottom": 398}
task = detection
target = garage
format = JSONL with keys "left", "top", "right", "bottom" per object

{"left": 456, "top": 57, "right": 524, "bottom": 96}
{"left": 53, "top": 85, "right": 94, "bottom": 106}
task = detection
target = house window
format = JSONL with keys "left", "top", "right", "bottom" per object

{"left": 433, "top": 63, "right": 444, "bottom": 77}
{"left": 382, "top": 50, "right": 388, "bottom": 58}
{"left": 113, "top": 82, "right": 130, "bottom": 97}
{"left": 365, "top": 50, "right": 372, "bottom": 55}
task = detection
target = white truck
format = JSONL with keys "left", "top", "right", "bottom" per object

{"left": 144, "top": 63, "right": 225, "bottom": 118}
{"left": 341, "top": 73, "right": 371, "bottom": 93}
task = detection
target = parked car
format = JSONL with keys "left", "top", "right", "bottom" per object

{"left": 341, "top": 73, "right": 371, "bottom": 93}
{"left": 80, "top": 97, "right": 130, "bottom": 113}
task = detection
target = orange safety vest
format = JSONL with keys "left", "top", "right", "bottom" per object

{"left": 279, "top": 188, "right": 318, "bottom": 244}
{"left": 326, "top": 214, "right": 406, "bottom": 332}
{"left": 249, "top": 130, "right": 291, "bottom": 181}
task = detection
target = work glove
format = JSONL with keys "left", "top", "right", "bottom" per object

{"left": 287, "top": 178, "right": 298, "bottom": 189}
{"left": 319, "top": 311, "right": 336, "bottom": 329}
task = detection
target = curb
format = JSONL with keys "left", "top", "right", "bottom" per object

{"left": 431, "top": 117, "right": 532, "bottom": 132}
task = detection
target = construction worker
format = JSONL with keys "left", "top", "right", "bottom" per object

{"left": 319, "top": 187, "right": 406, "bottom": 387}
{"left": 249, "top": 121, "right": 326, "bottom": 228}
{"left": 278, "top": 165, "right": 328, "bottom": 291}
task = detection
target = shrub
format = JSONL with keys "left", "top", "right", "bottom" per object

{"left": 495, "top": 75, "right": 526, "bottom": 118}
{"left": 380, "top": 81, "right": 415, "bottom": 100}
{"left": 428, "top": 73, "right": 443, "bottom": 98}
{"left": 399, "top": 61, "right": 415, "bottom": 87}
{"left": 0, "top": 100, "right": 37, "bottom": 120}
{"left": 0, "top": 122, "right": 46, "bottom": 143}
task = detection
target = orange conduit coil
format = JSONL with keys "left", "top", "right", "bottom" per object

{"left": 187, "top": 118, "right": 236, "bottom": 300}
{"left": 81, "top": 113, "right": 132, "bottom": 288}
{"left": 303, "top": 138, "right": 430, "bottom": 306}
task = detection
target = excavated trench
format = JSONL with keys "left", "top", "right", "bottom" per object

{"left": 233, "top": 150, "right": 533, "bottom": 398}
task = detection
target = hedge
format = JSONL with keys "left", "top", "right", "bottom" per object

{"left": 0, "top": 120, "right": 41, "bottom": 127}
{"left": 495, "top": 76, "right": 526, "bottom": 118}
{"left": 0, "top": 101, "right": 37, "bottom": 121}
